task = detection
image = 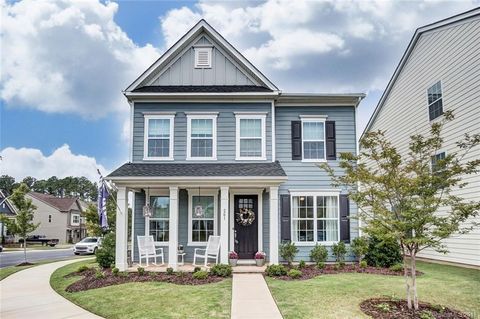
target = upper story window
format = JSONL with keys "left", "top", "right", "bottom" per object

{"left": 194, "top": 47, "right": 212, "bottom": 68}
{"left": 71, "top": 214, "right": 80, "bottom": 226}
{"left": 235, "top": 113, "right": 267, "bottom": 160}
{"left": 144, "top": 115, "right": 174, "bottom": 160}
{"left": 48, "top": 215, "right": 52, "bottom": 223}
{"left": 302, "top": 118, "right": 326, "bottom": 162}
{"left": 427, "top": 81, "right": 443, "bottom": 121}
{"left": 187, "top": 114, "right": 217, "bottom": 160}
{"left": 148, "top": 196, "right": 170, "bottom": 243}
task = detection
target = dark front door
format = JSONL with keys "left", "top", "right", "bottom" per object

{"left": 234, "top": 195, "right": 258, "bottom": 259}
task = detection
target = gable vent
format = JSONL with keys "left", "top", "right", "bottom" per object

{"left": 194, "top": 47, "right": 212, "bottom": 68}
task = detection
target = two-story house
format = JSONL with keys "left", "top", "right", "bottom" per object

{"left": 362, "top": 9, "right": 480, "bottom": 267}
{"left": 0, "top": 189, "right": 17, "bottom": 244}
{"left": 108, "top": 20, "right": 365, "bottom": 270}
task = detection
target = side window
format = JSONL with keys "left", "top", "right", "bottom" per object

{"left": 427, "top": 81, "right": 443, "bottom": 121}
{"left": 48, "top": 215, "right": 52, "bottom": 223}
{"left": 144, "top": 115, "right": 174, "bottom": 160}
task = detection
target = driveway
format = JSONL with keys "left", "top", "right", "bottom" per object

{"left": 0, "top": 248, "right": 77, "bottom": 268}
{"left": 0, "top": 258, "right": 101, "bottom": 319}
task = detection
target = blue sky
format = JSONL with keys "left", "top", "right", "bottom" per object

{"left": 1, "top": 0, "right": 478, "bottom": 181}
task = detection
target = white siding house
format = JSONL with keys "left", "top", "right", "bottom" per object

{"left": 363, "top": 9, "right": 480, "bottom": 266}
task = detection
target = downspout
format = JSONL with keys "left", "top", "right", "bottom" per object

{"left": 271, "top": 100, "right": 276, "bottom": 162}
{"left": 354, "top": 96, "right": 364, "bottom": 237}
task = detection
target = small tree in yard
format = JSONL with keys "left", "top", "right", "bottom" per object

{"left": 321, "top": 112, "right": 480, "bottom": 310}
{"left": 1, "top": 184, "right": 40, "bottom": 264}
{"left": 350, "top": 236, "right": 369, "bottom": 264}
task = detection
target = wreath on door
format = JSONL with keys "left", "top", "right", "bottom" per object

{"left": 236, "top": 208, "right": 255, "bottom": 226}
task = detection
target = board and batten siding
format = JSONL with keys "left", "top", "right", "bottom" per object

{"left": 365, "top": 16, "right": 480, "bottom": 266}
{"left": 133, "top": 102, "right": 272, "bottom": 162}
{"left": 275, "top": 105, "right": 359, "bottom": 261}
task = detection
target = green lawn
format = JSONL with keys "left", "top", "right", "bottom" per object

{"left": 50, "top": 260, "right": 232, "bottom": 319}
{"left": 266, "top": 261, "right": 480, "bottom": 319}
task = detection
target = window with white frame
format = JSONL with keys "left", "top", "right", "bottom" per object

{"left": 236, "top": 114, "right": 266, "bottom": 160}
{"left": 291, "top": 194, "right": 339, "bottom": 243}
{"left": 148, "top": 196, "right": 170, "bottom": 243}
{"left": 302, "top": 118, "right": 326, "bottom": 161}
{"left": 144, "top": 115, "right": 174, "bottom": 159}
{"left": 189, "top": 191, "right": 217, "bottom": 244}
{"left": 427, "top": 81, "right": 443, "bottom": 121}
{"left": 71, "top": 214, "right": 80, "bottom": 226}
{"left": 187, "top": 115, "right": 217, "bottom": 159}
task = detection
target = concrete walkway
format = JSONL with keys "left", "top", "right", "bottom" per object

{"left": 0, "top": 258, "right": 102, "bottom": 319}
{"left": 231, "top": 273, "right": 283, "bottom": 319}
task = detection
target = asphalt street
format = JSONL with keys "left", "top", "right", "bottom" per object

{"left": 0, "top": 248, "right": 79, "bottom": 268}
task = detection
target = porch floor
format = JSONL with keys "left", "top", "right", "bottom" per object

{"left": 128, "top": 263, "right": 267, "bottom": 273}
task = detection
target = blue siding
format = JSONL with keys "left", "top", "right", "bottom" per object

{"left": 133, "top": 103, "right": 272, "bottom": 163}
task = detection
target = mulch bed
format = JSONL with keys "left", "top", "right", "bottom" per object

{"left": 16, "top": 262, "right": 35, "bottom": 267}
{"left": 359, "top": 297, "right": 470, "bottom": 319}
{"left": 65, "top": 268, "right": 226, "bottom": 292}
{"left": 270, "top": 264, "right": 423, "bottom": 281}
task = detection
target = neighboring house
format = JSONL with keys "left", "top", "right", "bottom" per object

{"left": 362, "top": 9, "right": 480, "bottom": 266}
{"left": 107, "top": 20, "right": 365, "bottom": 270}
{"left": 0, "top": 190, "right": 17, "bottom": 244}
{"left": 27, "top": 192, "right": 87, "bottom": 244}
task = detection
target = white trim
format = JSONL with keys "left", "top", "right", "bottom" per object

{"left": 143, "top": 114, "right": 175, "bottom": 161}
{"left": 142, "top": 111, "right": 177, "bottom": 116}
{"left": 271, "top": 101, "right": 276, "bottom": 162}
{"left": 235, "top": 114, "right": 267, "bottom": 161}
{"left": 126, "top": 92, "right": 279, "bottom": 98}
{"left": 186, "top": 114, "right": 217, "bottom": 160}
{"left": 269, "top": 186, "right": 279, "bottom": 264}
{"left": 109, "top": 176, "right": 287, "bottom": 181}
{"left": 71, "top": 213, "right": 80, "bottom": 226}
{"left": 184, "top": 111, "right": 219, "bottom": 116}
{"left": 301, "top": 117, "right": 327, "bottom": 163}
{"left": 229, "top": 188, "right": 264, "bottom": 254}
{"left": 234, "top": 111, "right": 268, "bottom": 115}
{"left": 194, "top": 47, "right": 212, "bottom": 68}
{"left": 145, "top": 191, "right": 171, "bottom": 246}
{"left": 187, "top": 188, "right": 218, "bottom": 246}
{"left": 131, "top": 191, "right": 135, "bottom": 263}
{"left": 129, "top": 101, "right": 134, "bottom": 162}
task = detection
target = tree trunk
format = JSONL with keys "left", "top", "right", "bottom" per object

{"left": 402, "top": 246, "right": 412, "bottom": 310}
{"left": 411, "top": 252, "right": 419, "bottom": 310}
{"left": 23, "top": 236, "right": 27, "bottom": 264}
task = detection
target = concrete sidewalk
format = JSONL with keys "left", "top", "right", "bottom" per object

{"left": 231, "top": 273, "right": 283, "bottom": 319}
{"left": 0, "top": 258, "right": 102, "bottom": 319}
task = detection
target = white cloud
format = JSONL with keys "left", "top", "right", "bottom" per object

{"left": 0, "top": 0, "right": 159, "bottom": 119}
{"left": 0, "top": 145, "right": 108, "bottom": 182}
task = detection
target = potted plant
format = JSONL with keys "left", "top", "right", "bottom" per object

{"left": 229, "top": 251, "right": 239, "bottom": 266}
{"left": 255, "top": 251, "right": 266, "bottom": 266}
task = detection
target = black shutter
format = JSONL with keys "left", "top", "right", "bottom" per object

{"left": 325, "top": 121, "right": 336, "bottom": 160}
{"left": 339, "top": 194, "right": 350, "bottom": 243}
{"left": 280, "top": 194, "right": 291, "bottom": 242}
{"left": 291, "top": 121, "right": 302, "bottom": 160}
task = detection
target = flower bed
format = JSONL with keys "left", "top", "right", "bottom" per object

{"left": 267, "top": 264, "right": 422, "bottom": 281}
{"left": 359, "top": 297, "right": 470, "bottom": 319}
{"left": 66, "top": 268, "right": 227, "bottom": 292}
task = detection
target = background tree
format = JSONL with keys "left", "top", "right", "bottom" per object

{"left": 1, "top": 184, "right": 40, "bottom": 264}
{"left": 0, "top": 175, "right": 16, "bottom": 193}
{"left": 322, "top": 112, "right": 480, "bottom": 310}
{"left": 21, "top": 176, "right": 37, "bottom": 188}
{"left": 85, "top": 192, "right": 117, "bottom": 236}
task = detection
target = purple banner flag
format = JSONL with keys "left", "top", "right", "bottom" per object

{"left": 97, "top": 178, "right": 109, "bottom": 230}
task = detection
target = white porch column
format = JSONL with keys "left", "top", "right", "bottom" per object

{"left": 168, "top": 186, "right": 179, "bottom": 270}
{"left": 220, "top": 186, "right": 229, "bottom": 264}
{"left": 115, "top": 186, "right": 129, "bottom": 271}
{"left": 269, "top": 186, "right": 279, "bottom": 264}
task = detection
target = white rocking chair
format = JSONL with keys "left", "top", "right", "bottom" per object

{"left": 137, "top": 235, "right": 164, "bottom": 267}
{"left": 193, "top": 235, "right": 221, "bottom": 267}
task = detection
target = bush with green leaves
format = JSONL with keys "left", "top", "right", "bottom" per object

{"left": 298, "top": 260, "right": 306, "bottom": 269}
{"left": 332, "top": 241, "right": 347, "bottom": 264}
{"left": 137, "top": 267, "right": 145, "bottom": 275}
{"left": 95, "top": 270, "right": 105, "bottom": 279}
{"left": 77, "top": 265, "right": 89, "bottom": 273}
{"left": 210, "top": 264, "right": 232, "bottom": 277}
{"left": 287, "top": 268, "right": 302, "bottom": 279}
{"left": 265, "top": 264, "right": 287, "bottom": 277}
{"left": 166, "top": 267, "right": 174, "bottom": 275}
{"left": 359, "top": 260, "right": 368, "bottom": 269}
{"left": 389, "top": 263, "right": 403, "bottom": 272}
{"left": 351, "top": 236, "right": 369, "bottom": 263}
{"left": 279, "top": 242, "right": 298, "bottom": 265}
{"left": 112, "top": 267, "right": 119, "bottom": 276}
{"left": 364, "top": 236, "right": 402, "bottom": 268}
{"left": 192, "top": 270, "right": 209, "bottom": 280}
{"left": 310, "top": 244, "right": 328, "bottom": 265}
{"left": 419, "top": 310, "right": 435, "bottom": 319}
{"left": 193, "top": 266, "right": 201, "bottom": 273}
{"left": 95, "top": 232, "right": 115, "bottom": 268}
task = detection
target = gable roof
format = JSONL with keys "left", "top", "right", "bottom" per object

{"left": 28, "top": 192, "right": 81, "bottom": 212}
{"left": 362, "top": 8, "right": 480, "bottom": 138}
{"left": 125, "top": 19, "right": 278, "bottom": 93}
{"left": 0, "top": 190, "right": 17, "bottom": 216}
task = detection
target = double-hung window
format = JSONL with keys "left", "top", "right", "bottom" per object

{"left": 291, "top": 193, "right": 339, "bottom": 244}
{"left": 431, "top": 152, "right": 446, "bottom": 173}
{"left": 187, "top": 114, "right": 217, "bottom": 160}
{"left": 188, "top": 190, "right": 217, "bottom": 245}
{"left": 236, "top": 113, "right": 266, "bottom": 160}
{"left": 148, "top": 196, "right": 170, "bottom": 243}
{"left": 302, "top": 117, "right": 326, "bottom": 161}
{"left": 427, "top": 81, "right": 443, "bottom": 121}
{"left": 144, "top": 115, "right": 174, "bottom": 160}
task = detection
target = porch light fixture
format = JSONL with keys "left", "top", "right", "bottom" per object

{"left": 143, "top": 187, "right": 153, "bottom": 218}
{"left": 194, "top": 186, "right": 204, "bottom": 217}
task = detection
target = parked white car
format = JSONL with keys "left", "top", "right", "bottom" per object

{"left": 73, "top": 237, "right": 102, "bottom": 255}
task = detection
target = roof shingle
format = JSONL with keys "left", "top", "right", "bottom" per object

{"left": 29, "top": 192, "right": 79, "bottom": 212}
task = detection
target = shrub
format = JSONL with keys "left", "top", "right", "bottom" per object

{"left": 193, "top": 266, "right": 202, "bottom": 273}
{"left": 176, "top": 271, "right": 186, "bottom": 277}
{"left": 365, "top": 236, "right": 402, "bottom": 268}
{"left": 77, "top": 265, "right": 89, "bottom": 273}
{"left": 137, "top": 267, "right": 145, "bottom": 275}
{"left": 332, "top": 241, "right": 347, "bottom": 263}
{"left": 359, "top": 260, "right": 368, "bottom": 269}
{"left": 287, "top": 269, "right": 302, "bottom": 279}
{"left": 265, "top": 264, "right": 287, "bottom": 277}
{"left": 317, "top": 262, "right": 325, "bottom": 269}
{"left": 375, "top": 303, "right": 391, "bottom": 313}
{"left": 95, "top": 233, "right": 115, "bottom": 268}
{"left": 279, "top": 242, "right": 298, "bottom": 265}
{"left": 298, "top": 260, "right": 306, "bottom": 269}
{"left": 351, "top": 236, "right": 369, "bottom": 263}
{"left": 420, "top": 310, "right": 435, "bottom": 319}
{"left": 192, "top": 270, "right": 209, "bottom": 280}
{"left": 310, "top": 244, "right": 328, "bottom": 265}
{"left": 95, "top": 270, "right": 105, "bottom": 279}
{"left": 112, "top": 267, "right": 119, "bottom": 276}
{"left": 210, "top": 264, "right": 232, "bottom": 277}
{"left": 166, "top": 267, "right": 174, "bottom": 275}
{"left": 389, "top": 263, "right": 403, "bottom": 272}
